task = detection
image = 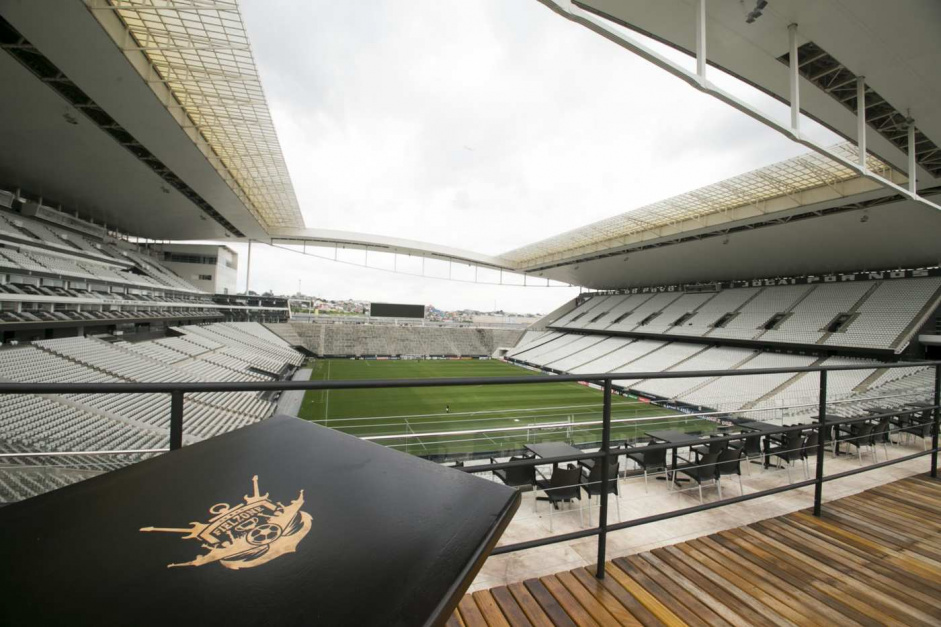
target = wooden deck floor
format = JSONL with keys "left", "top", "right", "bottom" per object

{"left": 450, "top": 474, "right": 941, "bottom": 626}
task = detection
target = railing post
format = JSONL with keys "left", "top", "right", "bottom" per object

{"left": 932, "top": 365, "right": 940, "bottom": 478}
{"left": 596, "top": 378, "right": 612, "bottom": 579}
{"left": 170, "top": 390, "right": 184, "bottom": 451}
{"left": 813, "top": 370, "right": 827, "bottom": 516}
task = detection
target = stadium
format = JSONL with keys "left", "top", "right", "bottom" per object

{"left": 0, "top": 1, "right": 939, "bottom": 625}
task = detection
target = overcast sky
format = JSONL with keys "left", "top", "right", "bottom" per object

{"left": 234, "top": 0, "right": 839, "bottom": 314}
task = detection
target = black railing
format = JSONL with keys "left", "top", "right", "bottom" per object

{"left": 1, "top": 360, "right": 939, "bottom": 581}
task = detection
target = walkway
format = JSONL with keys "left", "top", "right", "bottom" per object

{"left": 450, "top": 474, "right": 941, "bottom": 626}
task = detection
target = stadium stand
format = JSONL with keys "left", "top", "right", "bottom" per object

{"left": 549, "top": 276, "right": 941, "bottom": 352}
{"left": 282, "top": 323, "right": 524, "bottom": 358}
{"left": 0, "top": 322, "right": 302, "bottom": 501}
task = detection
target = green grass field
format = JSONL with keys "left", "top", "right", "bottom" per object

{"left": 299, "top": 359, "right": 716, "bottom": 457}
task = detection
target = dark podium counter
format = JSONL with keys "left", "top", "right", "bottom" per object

{"left": 0, "top": 416, "right": 519, "bottom": 626}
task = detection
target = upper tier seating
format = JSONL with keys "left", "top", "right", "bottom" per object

{"left": 0, "top": 207, "right": 204, "bottom": 294}
{"left": 550, "top": 278, "right": 941, "bottom": 352}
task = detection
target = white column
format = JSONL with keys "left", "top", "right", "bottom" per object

{"left": 788, "top": 24, "right": 800, "bottom": 133}
{"left": 696, "top": 0, "right": 707, "bottom": 79}
{"left": 908, "top": 123, "right": 917, "bottom": 193}
{"left": 245, "top": 239, "right": 252, "bottom": 294}
{"left": 857, "top": 77, "right": 867, "bottom": 168}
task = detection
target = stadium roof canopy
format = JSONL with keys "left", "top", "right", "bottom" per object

{"left": 491, "top": 0, "right": 941, "bottom": 288}
{"left": 0, "top": 0, "right": 938, "bottom": 290}
{"left": 0, "top": 0, "right": 302, "bottom": 241}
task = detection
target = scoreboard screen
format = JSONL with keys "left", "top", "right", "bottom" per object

{"left": 369, "top": 302, "right": 425, "bottom": 319}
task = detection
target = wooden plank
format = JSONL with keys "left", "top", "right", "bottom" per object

{"left": 753, "top": 521, "right": 941, "bottom": 623}
{"left": 459, "top": 595, "right": 489, "bottom": 627}
{"left": 714, "top": 530, "right": 881, "bottom": 627}
{"left": 789, "top": 513, "right": 941, "bottom": 588}
{"left": 472, "top": 590, "right": 512, "bottom": 627}
{"left": 538, "top": 575, "right": 600, "bottom": 627}
{"left": 592, "top": 562, "right": 678, "bottom": 627}
{"left": 614, "top": 556, "right": 726, "bottom": 627}
{"left": 676, "top": 540, "right": 811, "bottom": 625}
{"left": 639, "top": 552, "right": 752, "bottom": 627}
{"left": 507, "top": 582, "right": 558, "bottom": 627}
{"left": 570, "top": 568, "right": 645, "bottom": 627}
{"left": 523, "top": 578, "right": 581, "bottom": 627}
{"left": 652, "top": 546, "right": 784, "bottom": 627}
{"left": 737, "top": 524, "right": 938, "bottom": 625}
{"left": 446, "top": 611, "right": 465, "bottom": 627}
{"left": 553, "top": 571, "right": 622, "bottom": 626}
{"left": 762, "top": 517, "right": 941, "bottom": 604}
{"left": 697, "top": 534, "right": 854, "bottom": 626}
{"left": 490, "top": 586, "right": 534, "bottom": 627}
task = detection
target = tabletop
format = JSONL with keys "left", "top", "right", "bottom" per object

{"left": 0, "top": 415, "right": 519, "bottom": 627}
{"left": 645, "top": 429, "right": 707, "bottom": 445}
{"left": 525, "top": 441, "right": 583, "bottom": 460}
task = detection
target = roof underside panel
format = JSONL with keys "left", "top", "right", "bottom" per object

{"left": 98, "top": 0, "right": 304, "bottom": 230}
{"left": 499, "top": 144, "right": 897, "bottom": 267}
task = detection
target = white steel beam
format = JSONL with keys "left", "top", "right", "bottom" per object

{"left": 696, "top": 0, "right": 707, "bottom": 79}
{"left": 538, "top": 0, "right": 940, "bottom": 212}
{"left": 788, "top": 23, "right": 800, "bottom": 133}
{"left": 857, "top": 77, "right": 867, "bottom": 168}
{"left": 909, "top": 123, "right": 917, "bottom": 193}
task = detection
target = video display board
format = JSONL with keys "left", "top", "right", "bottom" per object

{"left": 369, "top": 302, "right": 425, "bottom": 318}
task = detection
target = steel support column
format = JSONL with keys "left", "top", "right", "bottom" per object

{"left": 696, "top": 0, "right": 707, "bottom": 79}
{"left": 932, "top": 366, "right": 939, "bottom": 478}
{"left": 908, "top": 123, "right": 917, "bottom": 194}
{"left": 170, "top": 390, "right": 184, "bottom": 451}
{"left": 814, "top": 371, "right": 827, "bottom": 516}
{"left": 857, "top": 77, "right": 867, "bottom": 167}
{"left": 596, "top": 378, "right": 612, "bottom": 578}
{"left": 788, "top": 24, "right": 800, "bottom": 133}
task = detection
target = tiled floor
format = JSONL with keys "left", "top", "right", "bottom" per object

{"left": 469, "top": 437, "right": 934, "bottom": 592}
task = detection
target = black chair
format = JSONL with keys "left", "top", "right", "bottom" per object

{"left": 624, "top": 441, "right": 668, "bottom": 492}
{"left": 535, "top": 464, "right": 583, "bottom": 531}
{"left": 766, "top": 431, "right": 807, "bottom": 483}
{"left": 490, "top": 455, "right": 536, "bottom": 509}
{"left": 690, "top": 435, "right": 728, "bottom": 460}
{"left": 901, "top": 410, "right": 932, "bottom": 449}
{"left": 870, "top": 421, "right": 891, "bottom": 461}
{"left": 580, "top": 458, "right": 621, "bottom": 523}
{"left": 730, "top": 432, "right": 763, "bottom": 473}
{"left": 672, "top": 451, "right": 721, "bottom": 503}
{"left": 716, "top": 447, "right": 745, "bottom": 494}
{"left": 800, "top": 431, "right": 821, "bottom": 480}
{"left": 836, "top": 421, "right": 875, "bottom": 465}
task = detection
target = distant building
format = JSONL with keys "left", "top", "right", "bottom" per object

{"left": 154, "top": 244, "right": 238, "bottom": 295}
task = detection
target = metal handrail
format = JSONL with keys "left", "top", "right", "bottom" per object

{"left": 0, "top": 359, "right": 938, "bottom": 581}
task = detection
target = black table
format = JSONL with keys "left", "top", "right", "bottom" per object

{"left": 645, "top": 430, "right": 708, "bottom": 481}
{"left": 525, "top": 441, "right": 582, "bottom": 465}
{"left": 0, "top": 416, "right": 519, "bottom": 626}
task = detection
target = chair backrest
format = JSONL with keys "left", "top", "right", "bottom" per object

{"left": 505, "top": 456, "right": 535, "bottom": 485}
{"left": 707, "top": 436, "right": 729, "bottom": 455}
{"left": 547, "top": 465, "right": 582, "bottom": 500}
{"left": 587, "top": 458, "right": 619, "bottom": 493}
{"left": 803, "top": 431, "right": 819, "bottom": 450}
{"left": 742, "top": 433, "right": 762, "bottom": 454}
{"left": 716, "top": 447, "right": 742, "bottom": 476}
{"left": 643, "top": 441, "right": 667, "bottom": 467}
{"left": 697, "top": 451, "right": 721, "bottom": 482}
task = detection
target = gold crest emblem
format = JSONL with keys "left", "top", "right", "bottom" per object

{"left": 141, "top": 475, "right": 312, "bottom": 570}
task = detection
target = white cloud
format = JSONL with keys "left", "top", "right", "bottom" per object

{"left": 236, "top": 0, "right": 839, "bottom": 313}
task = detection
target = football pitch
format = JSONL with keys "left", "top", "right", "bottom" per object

{"left": 298, "top": 359, "right": 716, "bottom": 457}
